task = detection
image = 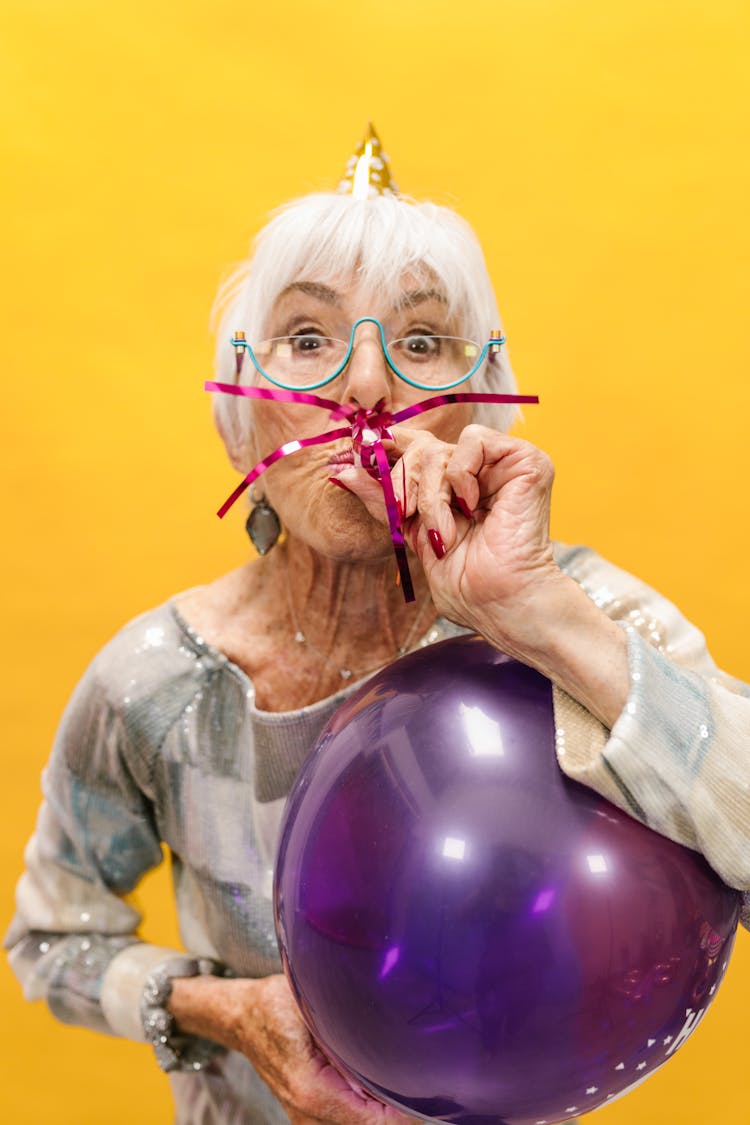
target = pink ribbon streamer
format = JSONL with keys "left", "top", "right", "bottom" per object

{"left": 205, "top": 380, "right": 539, "bottom": 602}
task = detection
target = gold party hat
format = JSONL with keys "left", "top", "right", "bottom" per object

{"left": 337, "top": 123, "right": 399, "bottom": 200}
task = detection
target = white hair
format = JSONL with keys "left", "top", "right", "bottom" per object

{"left": 211, "top": 192, "right": 518, "bottom": 452}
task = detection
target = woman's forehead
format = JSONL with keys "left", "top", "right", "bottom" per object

{"left": 272, "top": 272, "right": 451, "bottom": 314}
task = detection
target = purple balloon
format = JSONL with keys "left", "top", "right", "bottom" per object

{"left": 274, "top": 637, "right": 740, "bottom": 1124}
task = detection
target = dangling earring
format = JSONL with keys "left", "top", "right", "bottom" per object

{"left": 246, "top": 492, "right": 281, "bottom": 555}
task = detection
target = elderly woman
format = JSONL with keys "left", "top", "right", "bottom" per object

{"left": 6, "top": 129, "right": 750, "bottom": 1125}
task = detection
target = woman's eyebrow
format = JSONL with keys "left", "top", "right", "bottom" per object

{"left": 278, "top": 281, "right": 340, "bottom": 304}
{"left": 397, "top": 287, "right": 448, "bottom": 308}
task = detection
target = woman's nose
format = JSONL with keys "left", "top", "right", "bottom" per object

{"left": 341, "top": 327, "right": 392, "bottom": 410}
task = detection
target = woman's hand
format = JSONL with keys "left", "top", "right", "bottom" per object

{"left": 335, "top": 424, "right": 630, "bottom": 728}
{"left": 400, "top": 424, "right": 560, "bottom": 635}
{"left": 169, "top": 973, "right": 417, "bottom": 1125}
{"left": 336, "top": 425, "right": 563, "bottom": 654}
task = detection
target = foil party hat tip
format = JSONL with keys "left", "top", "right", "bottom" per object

{"left": 337, "top": 122, "right": 399, "bottom": 200}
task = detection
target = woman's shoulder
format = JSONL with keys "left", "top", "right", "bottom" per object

{"left": 91, "top": 560, "right": 264, "bottom": 680}
{"left": 171, "top": 561, "right": 278, "bottom": 680}
{"left": 553, "top": 539, "right": 674, "bottom": 625}
{"left": 78, "top": 590, "right": 242, "bottom": 719}
{"left": 53, "top": 590, "right": 255, "bottom": 772}
{"left": 554, "top": 541, "right": 649, "bottom": 603}
{"left": 552, "top": 540, "right": 719, "bottom": 671}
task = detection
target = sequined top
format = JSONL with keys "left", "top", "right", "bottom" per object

{"left": 5, "top": 544, "right": 750, "bottom": 1124}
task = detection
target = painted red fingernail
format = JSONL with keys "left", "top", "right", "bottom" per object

{"left": 328, "top": 476, "right": 354, "bottom": 495}
{"left": 428, "top": 528, "right": 446, "bottom": 559}
{"left": 455, "top": 496, "right": 474, "bottom": 520}
{"left": 396, "top": 498, "right": 404, "bottom": 522}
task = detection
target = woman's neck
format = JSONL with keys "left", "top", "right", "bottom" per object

{"left": 175, "top": 537, "right": 436, "bottom": 710}
{"left": 274, "top": 535, "right": 435, "bottom": 665}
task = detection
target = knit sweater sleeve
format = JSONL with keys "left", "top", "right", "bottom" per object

{"left": 553, "top": 545, "right": 750, "bottom": 930}
{"left": 4, "top": 608, "right": 202, "bottom": 1041}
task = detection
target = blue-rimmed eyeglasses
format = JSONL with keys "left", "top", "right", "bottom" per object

{"left": 231, "top": 317, "right": 506, "bottom": 392}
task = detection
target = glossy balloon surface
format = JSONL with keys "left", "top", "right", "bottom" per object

{"left": 275, "top": 637, "right": 740, "bottom": 1125}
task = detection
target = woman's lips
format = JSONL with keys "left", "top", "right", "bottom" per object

{"left": 327, "top": 445, "right": 401, "bottom": 474}
{"left": 327, "top": 450, "right": 355, "bottom": 477}
{"left": 328, "top": 450, "right": 355, "bottom": 466}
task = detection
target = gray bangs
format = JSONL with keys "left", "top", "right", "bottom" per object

{"left": 249, "top": 195, "right": 479, "bottom": 331}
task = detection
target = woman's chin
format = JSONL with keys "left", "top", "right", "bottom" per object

{"left": 308, "top": 496, "right": 396, "bottom": 562}
{"left": 322, "top": 523, "right": 395, "bottom": 563}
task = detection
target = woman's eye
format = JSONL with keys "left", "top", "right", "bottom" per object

{"left": 404, "top": 334, "right": 439, "bottom": 357}
{"left": 291, "top": 332, "right": 328, "bottom": 352}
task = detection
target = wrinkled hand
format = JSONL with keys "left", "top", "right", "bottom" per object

{"left": 226, "top": 976, "right": 420, "bottom": 1125}
{"left": 336, "top": 424, "right": 567, "bottom": 657}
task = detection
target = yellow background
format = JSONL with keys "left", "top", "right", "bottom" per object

{"left": 2, "top": 1, "right": 749, "bottom": 1121}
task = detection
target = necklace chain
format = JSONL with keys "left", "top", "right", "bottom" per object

{"left": 285, "top": 560, "right": 435, "bottom": 681}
